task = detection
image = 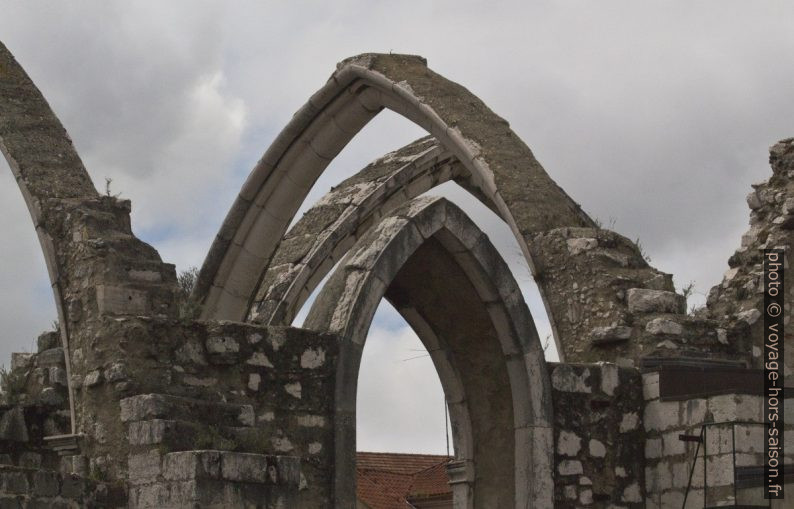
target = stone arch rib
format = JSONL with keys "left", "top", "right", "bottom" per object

{"left": 304, "top": 196, "right": 553, "bottom": 508}
{"left": 195, "top": 52, "right": 594, "bottom": 323}
{"left": 249, "top": 137, "right": 460, "bottom": 324}
{"left": 0, "top": 41, "right": 100, "bottom": 433}
{"left": 249, "top": 134, "right": 510, "bottom": 327}
{"left": 0, "top": 41, "right": 179, "bottom": 440}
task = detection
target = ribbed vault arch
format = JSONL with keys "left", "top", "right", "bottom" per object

{"left": 195, "top": 53, "right": 594, "bottom": 331}
{"left": 304, "top": 196, "right": 553, "bottom": 508}
{"left": 248, "top": 137, "right": 455, "bottom": 324}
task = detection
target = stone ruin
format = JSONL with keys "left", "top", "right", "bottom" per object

{"left": 0, "top": 40, "right": 791, "bottom": 508}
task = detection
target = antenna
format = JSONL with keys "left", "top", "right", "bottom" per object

{"left": 444, "top": 397, "right": 450, "bottom": 457}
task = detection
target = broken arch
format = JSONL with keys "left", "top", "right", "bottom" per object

{"left": 195, "top": 53, "right": 594, "bottom": 337}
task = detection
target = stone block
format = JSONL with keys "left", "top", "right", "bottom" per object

{"left": 621, "top": 482, "right": 642, "bottom": 503}
{"left": 32, "top": 471, "right": 58, "bottom": 497}
{"left": 681, "top": 398, "right": 707, "bottom": 426}
{"left": 105, "top": 362, "right": 128, "bottom": 383}
{"left": 557, "top": 430, "right": 581, "bottom": 457}
{"left": 220, "top": 452, "right": 271, "bottom": 483}
{"left": 0, "top": 407, "right": 29, "bottom": 442}
{"left": 600, "top": 363, "right": 619, "bottom": 395}
{"left": 566, "top": 237, "right": 598, "bottom": 255}
{"left": 128, "top": 451, "right": 162, "bottom": 483}
{"left": 129, "top": 483, "right": 168, "bottom": 508}
{"left": 206, "top": 336, "right": 241, "bottom": 364}
{"left": 35, "top": 347, "right": 64, "bottom": 367}
{"left": 248, "top": 373, "right": 261, "bottom": 391}
{"left": 642, "top": 372, "right": 660, "bottom": 400}
{"left": 619, "top": 412, "right": 639, "bottom": 432}
{"left": 284, "top": 382, "right": 302, "bottom": 399}
{"left": 96, "top": 285, "right": 149, "bottom": 315}
{"left": 10, "top": 353, "right": 33, "bottom": 371}
{"left": 128, "top": 420, "right": 171, "bottom": 445}
{"left": 645, "top": 318, "right": 683, "bottom": 335}
{"left": 589, "top": 325, "right": 632, "bottom": 345}
{"left": 551, "top": 365, "right": 591, "bottom": 393}
{"left": 300, "top": 347, "right": 326, "bottom": 368}
{"left": 558, "top": 459, "right": 583, "bottom": 476}
{"left": 18, "top": 452, "right": 41, "bottom": 469}
{"left": 163, "top": 451, "right": 221, "bottom": 481}
{"left": 684, "top": 488, "right": 704, "bottom": 508}
{"left": 660, "top": 490, "right": 684, "bottom": 508}
{"left": 39, "top": 387, "right": 64, "bottom": 406}
{"left": 206, "top": 336, "right": 240, "bottom": 355}
{"left": 706, "top": 454, "right": 734, "bottom": 486}
{"left": 708, "top": 394, "right": 762, "bottom": 423}
{"left": 656, "top": 463, "right": 673, "bottom": 490}
{"left": 60, "top": 475, "right": 86, "bottom": 499}
{"left": 733, "top": 424, "right": 764, "bottom": 454}
{"left": 644, "top": 400, "right": 680, "bottom": 431}
{"left": 175, "top": 341, "right": 207, "bottom": 366}
{"left": 120, "top": 394, "right": 254, "bottom": 428}
{"left": 627, "top": 288, "right": 685, "bottom": 314}
{"left": 645, "top": 465, "right": 659, "bottom": 493}
{"left": 48, "top": 366, "right": 67, "bottom": 386}
{"left": 645, "top": 438, "right": 662, "bottom": 459}
{"left": 296, "top": 415, "right": 326, "bottom": 428}
{"left": 238, "top": 406, "right": 255, "bottom": 427}
{"left": 246, "top": 352, "right": 273, "bottom": 367}
{"left": 662, "top": 431, "right": 686, "bottom": 456}
{"left": 36, "top": 331, "right": 60, "bottom": 353}
{"left": 0, "top": 472, "right": 28, "bottom": 494}
{"left": 588, "top": 439, "right": 606, "bottom": 458}
{"left": 84, "top": 370, "right": 102, "bottom": 387}
{"left": 705, "top": 425, "right": 732, "bottom": 455}
{"left": 734, "top": 395, "right": 763, "bottom": 421}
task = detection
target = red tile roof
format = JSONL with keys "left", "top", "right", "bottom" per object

{"left": 356, "top": 452, "right": 452, "bottom": 509}
{"left": 409, "top": 460, "right": 452, "bottom": 499}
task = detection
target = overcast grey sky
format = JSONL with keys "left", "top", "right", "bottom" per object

{"left": 1, "top": 1, "right": 792, "bottom": 454}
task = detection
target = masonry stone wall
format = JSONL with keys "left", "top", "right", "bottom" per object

{"left": 705, "top": 138, "right": 794, "bottom": 383}
{"left": 2, "top": 321, "right": 338, "bottom": 507}
{"left": 642, "top": 370, "right": 794, "bottom": 507}
{"left": 550, "top": 362, "right": 645, "bottom": 508}
{"left": 0, "top": 464, "right": 126, "bottom": 508}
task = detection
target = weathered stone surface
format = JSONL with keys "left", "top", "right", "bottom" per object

{"left": 590, "top": 325, "right": 632, "bottom": 345}
{"left": 558, "top": 459, "right": 583, "bottom": 476}
{"left": 0, "top": 408, "right": 28, "bottom": 442}
{"left": 32, "top": 471, "right": 58, "bottom": 497}
{"left": 551, "top": 365, "right": 591, "bottom": 393}
{"left": 627, "top": 288, "right": 685, "bottom": 314}
{"left": 566, "top": 237, "right": 598, "bottom": 256}
{"left": 84, "top": 370, "right": 102, "bottom": 388}
{"left": 557, "top": 430, "right": 582, "bottom": 457}
{"left": 9, "top": 354, "right": 32, "bottom": 372}
{"left": 36, "top": 331, "right": 60, "bottom": 353}
{"left": 645, "top": 317, "right": 683, "bottom": 335}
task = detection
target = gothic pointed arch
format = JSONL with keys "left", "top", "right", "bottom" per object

{"left": 195, "top": 53, "right": 593, "bottom": 328}
{"left": 304, "top": 196, "right": 554, "bottom": 508}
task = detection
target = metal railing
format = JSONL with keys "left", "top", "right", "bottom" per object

{"left": 680, "top": 421, "right": 771, "bottom": 509}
